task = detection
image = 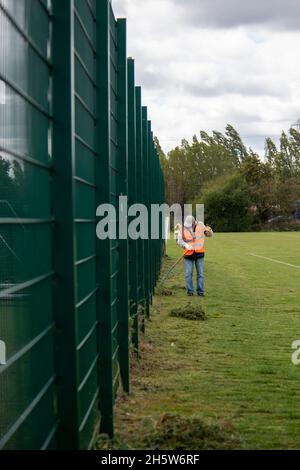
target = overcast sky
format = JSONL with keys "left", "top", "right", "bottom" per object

{"left": 112, "top": 0, "right": 300, "bottom": 155}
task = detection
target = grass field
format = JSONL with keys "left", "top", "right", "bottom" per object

{"left": 101, "top": 232, "right": 300, "bottom": 450}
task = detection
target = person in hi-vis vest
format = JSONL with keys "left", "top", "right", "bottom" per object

{"left": 176, "top": 215, "right": 213, "bottom": 296}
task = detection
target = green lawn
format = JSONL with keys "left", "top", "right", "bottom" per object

{"left": 106, "top": 232, "right": 300, "bottom": 449}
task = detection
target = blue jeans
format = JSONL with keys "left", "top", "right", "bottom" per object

{"left": 184, "top": 257, "right": 204, "bottom": 295}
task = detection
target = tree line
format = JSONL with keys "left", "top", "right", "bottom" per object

{"left": 156, "top": 125, "right": 300, "bottom": 231}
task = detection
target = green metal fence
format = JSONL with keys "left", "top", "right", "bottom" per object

{"left": 0, "top": 0, "right": 165, "bottom": 450}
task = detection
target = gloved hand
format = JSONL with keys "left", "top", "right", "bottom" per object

{"left": 204, "top": 226, "right": 213, "bottom": 237}
{"left": 174, "top": 224, "right": 181, "bottom": 237}
{"left": 184, "top": 243, "right": 194, "bottom": 250}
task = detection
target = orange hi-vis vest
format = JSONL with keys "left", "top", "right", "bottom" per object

{"left": 181, "top": 223, "right": 205, "bottom": 257}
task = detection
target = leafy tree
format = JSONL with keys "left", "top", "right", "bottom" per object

{"left": 224, "top": 124, "right": 248, "bottom": 162}
{"left": 0, "top": 155, "right": 25, "bottom": 217}
{"left": 202, "top": 175, "right": 253, "bottom": 232}
{"left": 162, "top": 125, "right": 243, "bottom": 206}
{"left": 265, "top": 129, "right": 300, "bottom": 179}
{"left": 161, "top": 125, "right": 300, "bottom": 230}
{"left": 239, "top": 154, "right": 275, "bottom": 223}
{"left": 0, "top": 156, "right": 14, "bottom": 217}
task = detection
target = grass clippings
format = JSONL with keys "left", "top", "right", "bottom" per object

{"left": 156, "top": 285, "right": 174, "bottom": 296}
{"left": 170, "top": 302, "right": 207, "bottom": 321}
{"left": 146, "top": 413, "right": 241, "bottom": 450}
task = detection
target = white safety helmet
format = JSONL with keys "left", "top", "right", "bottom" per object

{"left": 184, "top": 215, "right": 195, "bottom": 229}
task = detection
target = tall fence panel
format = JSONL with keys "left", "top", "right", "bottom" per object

{"left": 0, "top": 0, "right": 165, "bottom": 450}
{"left": 127, "top": 59, "right": 139, "bottom": 354}
{"left": 0, "top": 0, "right": 57, "bottom": 450}
{"left": 96, "top": 1, "right": 129, "bottom": 437}
{"left": 73, "top": 0, "right": 99, "bottom": 448}
{"left": 135, "top": 87, "right": 146, "bottom": 334}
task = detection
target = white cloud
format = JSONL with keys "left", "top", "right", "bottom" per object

{"left": 172, "top": 0, "right": 300, "bottom": 30}
{"left": 112, "top": 0, "right": 300, "bottom": 155}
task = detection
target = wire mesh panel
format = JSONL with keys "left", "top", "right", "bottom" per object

{"left": 0, "top": 0, "right": 57, "bottom": 450}
{"left": 0, "top": 0, "right": 165, "bottom": 449}
{"left": 127, "top": 60, "right": 139, "bottom": 354}
{"left": 148, "top": 124, "right": 154, "bottom": 301}
{"left": 96, "top": 0, "right": 129, "bottom": 437}
{"left": 135, "top": 88, "right": 146, "bottom": 332}
{"left": 116, "top": 19, "right": 130, "bottom": 396}
{"left": 109, "top": 6, "right": 121, "bottom": 400}
{"left": 52, "top": 0, "right": 102, "bottom": 449}
{"left": 142, "top": 107, "right": 150, "bottom": 317}
{"left": 73, "top": 0, "right": 99, "bottom": 449}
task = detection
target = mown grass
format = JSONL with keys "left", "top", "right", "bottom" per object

{"left": 98, "top": 232, "right": 300, "bottom": 450}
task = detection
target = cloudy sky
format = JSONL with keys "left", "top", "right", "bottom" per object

{"left": 112, "top": 0, "right": 300, "bottom": 155}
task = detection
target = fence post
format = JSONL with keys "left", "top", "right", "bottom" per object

{"left": 142, "top": 107, "right": 150, "bottom": 318}
{"left": 135, "top": 88, "right": 146, "bottom": 331}
{"left": 96, "top": 0, "right": 114, "bottom": 438}
{"left": 128, "top": 59, "right": 139, "bottom": 355}
{"left": 148, "top": 124, "right": 154, "bottom": 301}
{"left": 52, "top": 0, "right": 79, "bottom": 450}
{"left": 117, "top": 19, "right": 130, "bottom": 393}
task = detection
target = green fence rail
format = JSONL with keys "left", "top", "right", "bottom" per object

{"left": 0, "top": 0, "right": 165, "bottom": 450}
